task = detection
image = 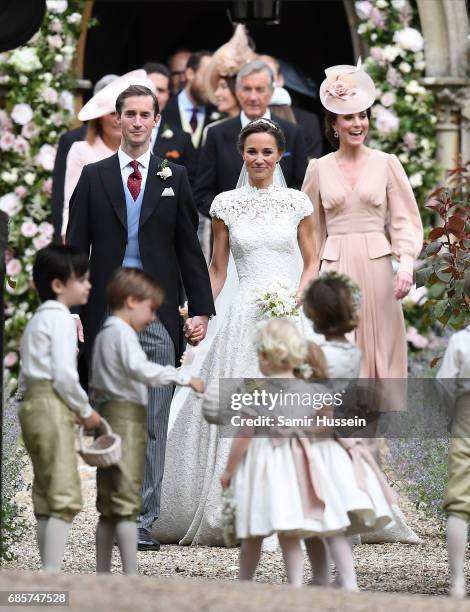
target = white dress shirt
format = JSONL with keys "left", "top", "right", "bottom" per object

{"left": 240, "top": 109, "right": 271, "bottom": 129}
{"left": 90, "top": 316, "right": 192, "bottom": 407}
{"left": 118, "top": 147, "right": 151, "bottom": 195}
{"left": 436, "top": 326, "right": 470, "bottom": 404}
{"left": 20, "top": 300, "right": 92, "bottom": 418}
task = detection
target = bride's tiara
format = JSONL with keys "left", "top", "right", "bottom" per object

{"left": 247, "top": 117, "right": 281, "bottom": 131}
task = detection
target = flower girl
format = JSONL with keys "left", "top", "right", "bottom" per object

{"left": 220, "top": 318, "right": 329, "bottom": 586}
{"left": 300, "top": 272, "right": 396, "bottom": 589}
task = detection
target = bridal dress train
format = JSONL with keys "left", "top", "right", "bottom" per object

{"left": 152, "top": 183, "right": 313, "bottom": 545}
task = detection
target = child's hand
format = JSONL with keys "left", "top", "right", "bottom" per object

{"left": 220, "top": 469, "right": 233, "bottom": 489}
{"left": 81, "top": 410, "right": 101, "bottom": 430}
{"left": 190, "top": 377, "right": 205, "bottom": 394}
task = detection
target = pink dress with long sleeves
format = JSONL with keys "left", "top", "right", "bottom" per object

{"left": 302, "top": 149, "right": 423, "bottom": 378}
{"left": 62, "top": 136, "right": 115, "bottom": 236}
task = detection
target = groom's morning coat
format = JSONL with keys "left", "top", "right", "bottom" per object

{"left": 66, "top": 153, "right": 215, "bottom": 363}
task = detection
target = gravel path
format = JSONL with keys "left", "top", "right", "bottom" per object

{"left": 3, "top": 452, "right": 468, "bottom": 600}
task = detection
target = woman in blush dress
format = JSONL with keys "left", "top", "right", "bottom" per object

{"left": 302, "top": 62, "right": 423, "bottom": 544}
{"left": 302, "top": 62, "right": 423, "bottom": 379}
{"left": 61, "top": 70, "right": 154, "bottom": 238}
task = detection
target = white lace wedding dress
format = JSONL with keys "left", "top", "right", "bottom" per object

{"left": 152, "top": 183, "right": 313, "bottom": 545}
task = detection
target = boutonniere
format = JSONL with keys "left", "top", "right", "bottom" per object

{"left": 157, "top": 159, "right": 172, "bottom": 180}
{"left": 210, "top": 111, "right": 222, "bottom": 121}
{"left": 160, "top": 124, "right": 174, "bottom": 139}
{"left": 165, "top": 150, "right": 181, "bottom": 160}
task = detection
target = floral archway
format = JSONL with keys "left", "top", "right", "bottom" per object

{"left": 0, "top": 0, "right": 437, "bottom": 390}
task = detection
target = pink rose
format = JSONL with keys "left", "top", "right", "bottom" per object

{"left": 0, "top": 131, "right": 15, "bottom": 151}
{"left": 370, "top": 7, "right": 386, "bottom": 28}
{"left": 403, "top": 132, "right": 417, "bottom": 151}
{"left": 387, "top": 66, "right": 403, "bottom": 88}
{"left": 47, "top": 34, "right": 63, "bottom": 50}
{"left": 15, "top": 186, "right": 28, "bottom": 198}
{"left": 4, "top": 351, "right": 18, "bottom": 367}
{"left": 41, "top": 178, "right": 53, "bottom": 195}
{"left": 6, "top": 258, "right": 22, "bottom": 276}
{"left": 22, "top": 122, "right": 40, "bottom": 139}
{"left": 326, "top": 80, "right": 357, "bottom": 100}
{"left": 375, "top": 106, "right": 400, "bottom": 134}
{"left": 370, "top": 47, "right": 385, "bottom": 63}
{"left": 13, "top": 136, "right": 31, "bottom": 155}
{"left": 33, "top": 235, "right": 52, "bottom": 250}
{"left": 406, "top": 327, "right": 429, "bottom": 349}
{"left": 38, "top": 222, "right": 54, "bottom": 237}
{"left": 381, "top": 92, "right": 396, "bottom": 107}
{"left": 355, "top": 1, "right": 373, "bottom": 20}
{"left": 21, "top": 220, "right": 38, "bottom": 238}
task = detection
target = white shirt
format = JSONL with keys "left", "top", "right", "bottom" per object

{"left": 20, "top": 301, "right": 92, "bottom": 418}
{"left": 436, "top": 326, "right": 470, "bottom": 403}
{"left": 90, "top": 316, "right": 192, "bottom": 406}
{"left": 118, "top": 147, "right": 151, "bottom": 195}
{"left": 149, "top": 123, "right": 161, "bottom": 151}
{"left": 240, "top": 109, "right": 271, "bottom": 129}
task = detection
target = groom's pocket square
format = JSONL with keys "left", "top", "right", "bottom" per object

{"left": 162, "top": 187, "right": 175, "bottom": 197}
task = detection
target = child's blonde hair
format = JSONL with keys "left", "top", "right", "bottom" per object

{"left": 256, "top": 318, "right": 307, "bottom": 369}
{"left": 294, "top": 341, "right": 329, "bottom": 381}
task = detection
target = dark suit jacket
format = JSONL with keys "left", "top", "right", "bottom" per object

{"left": 66, "top": 154, "right": 215, "bottom": 363}
{"left": 292, "top": 107, "right": 323, "bottom": 160}
{"left": 154, "top": 122, "right": 198, "bottom": 186}
{"left": 194, "top": 115, "right": 309, "bottom": 218}
{"left": 161, "top": 96, "right": 218, "bottom": 148}
{"left": 51, "top": 125, "right": 87, "bottom": 240}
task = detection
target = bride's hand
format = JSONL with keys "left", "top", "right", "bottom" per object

{"left": 394, "top": 271, "right": 413, "bottom": 300}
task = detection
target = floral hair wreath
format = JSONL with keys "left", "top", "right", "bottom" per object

{"left": 304, "top": 271, "right": 362, "bottom": 316}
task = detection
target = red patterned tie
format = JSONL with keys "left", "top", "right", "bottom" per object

{"left": 127, "top": 160, "right": 142, "bottom": 201}
{"left": 189, "top": 108, "right": 198, "bottom": 133}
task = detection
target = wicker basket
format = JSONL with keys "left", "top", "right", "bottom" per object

{"left": 78, "top": 417, "right": 122, "bottom": 468}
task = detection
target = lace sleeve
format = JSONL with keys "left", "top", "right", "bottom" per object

{"left": 293, "top": 190, "right": 314, "bottom": 223}
{"left": 209, "top": 193, "right": 228, "bottom": 224}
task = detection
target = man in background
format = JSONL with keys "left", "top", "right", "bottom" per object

{"left": 143, "top": 62, "right": 197, "bottom": 184}
{"left": 167, "top": 49, "right": 191, "bottom": 95}
{"left": 259, "top": 54, "right": 323, "bottom": 160}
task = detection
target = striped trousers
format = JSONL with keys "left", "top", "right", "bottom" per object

{"left": 137, "top": 318, "right": 175, "bottom": 529}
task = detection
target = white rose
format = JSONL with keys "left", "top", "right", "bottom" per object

{"left": 415, "top": 60, "right": 426, "bottom": 71}
{"left": 62, "top": 46, "right": 75, "bottom": 58}
{"left": 41, "top": 86, "right": 59, "bottom": 104}
{"left": 43, "top": 72, "right": 53, "bottom": 83}
{"left": 355, "top": 1, "right": 373, "bottom": 20}
{"left": 11, "top": 103, "right": 33, "bottom": 125}
{"left": 0, "top": 193, "right": 22, "bottom": 216}
{"left": 404, "top": 94, "right": 413, "bottom": 103}
{"left": 376, "top": 0, "right": 388, "bottom": 8}
{"left": 19, "top": 75, "right": 28, "bottom": 85}
{"left": 409, "top": 172, "right": 423, "bottom": 188}
{"left": 46, "top": 0, "right": 68, "bottom": 13}
{"left": 371, "top": 33, "right": 378, "bottom": 42}
{"left": 391, "top": 0, "right": 407, "bottom": 9}
{"left": 382, "top": 45, "right": 401, "bottom": 62}
{"left": 375, "top": 106, "right": 400, "bottom": 134}
{"left": 59, "top": 91, "right": 75, "bottom": 112}
{"left": 161, "top": 128, "right": 174, "bottom": 139}
{"left": 158, "top": 166, "right": 172, "bottom": 180}
{"left": 399, "top": 61, "right": 412, "bottom": 73}
{"left": 8, "top": 47, "right": 41, "bottom": 73}
{"left": 47, "top": 34, "right": 63, "bottom": 50}
{"left": 398, "top": 152, "right": 410, "bottom": 163}
{"left": 381, "top": 92, "right": 396, "bottom": 107}
{"left": 357, "top": 23, "right": 368, "bottom": 35}
{"left": 1, "top": 170, "right": 17, "bottom": 184}
{"left": 24, "top": 172, "right": 36, "bottom": 186}
{"left": 393, "top": 27, "right": 424, "bottom": 53}
{"left": 35, "top": 144, "right": 56, "bottom": 171}
{"left": 67, "top": 12, "right": 82, "bottom": 25}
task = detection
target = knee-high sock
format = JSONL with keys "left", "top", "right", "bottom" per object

{"left": 115, "top": 521, "right": 137, "bottom": 575}
{"left": 36, "top": 518, "right": 47, "bottom": 564}
{"left": 96, "top": 517, "right": 115, "bottom": 573}
{"left": 42, "top": 517, "right": 71, "bottom": 573}
{"left": 278, "top": 535, "right": 304, "bottom": 587}
{"left": 328, "top": 535, "right": 358, "bottom": 591}
{"left": 239, "top": 537, "right": 263, "bottom": 580}
{"left": 305, "top": 537, "right": 330, "bottom": 586}
{"left": 447, "top": 515, "right": 467, "bottom": 596}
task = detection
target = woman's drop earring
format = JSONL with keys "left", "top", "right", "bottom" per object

{"left": 334, "top": 129, "right": 339, "bottom": 138}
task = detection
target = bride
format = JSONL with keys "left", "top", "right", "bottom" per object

{"left": 153, "top": 118, "right": 315, "bottom": 545}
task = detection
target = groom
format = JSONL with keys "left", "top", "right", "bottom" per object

{"left": 66, "top": 84, "right": 215, "bottom": 550}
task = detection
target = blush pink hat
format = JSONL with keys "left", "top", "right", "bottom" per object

{"left": 319, "top": 59, "right": 376, "bottom": 114}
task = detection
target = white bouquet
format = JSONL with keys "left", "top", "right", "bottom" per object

{"left": 258, "top": 282, "right": 299, "bottom": 319}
